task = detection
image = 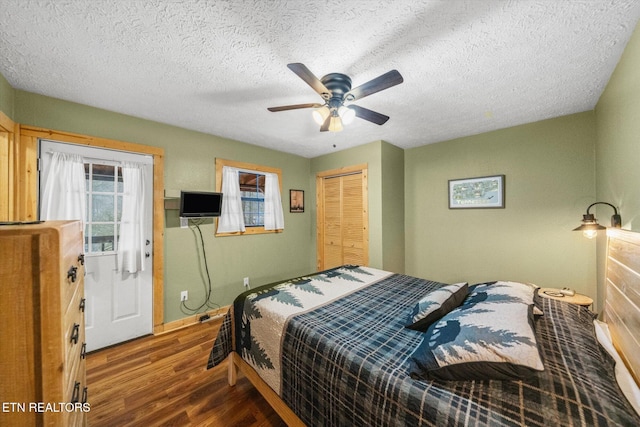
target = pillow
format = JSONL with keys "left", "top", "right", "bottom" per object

{"left": 408, "top": 295, "right": 544, "bottom": 381}
{"left": 405, "top": 282, "right": 468, "bottom": 331}
{"left": 464, "top": 281, "right": 537, "bottom": 307}
{"left": 469, "top": 280, "right": 544, "bottom": 315}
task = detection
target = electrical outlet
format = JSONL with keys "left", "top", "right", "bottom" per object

{"left": 181, "top": 290, "right": 188, "bottom": 301}
{"left": 243, "top": 277, "right": 250, "bottom": 288}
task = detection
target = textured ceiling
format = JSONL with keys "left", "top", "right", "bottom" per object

{"left": 1, "top": 1, "right": 640, "bottom": 158}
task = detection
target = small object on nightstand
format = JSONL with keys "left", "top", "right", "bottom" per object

{"left": 560, "top": 287, "right": 575, "bottom": 296}
{"left": 539, "top": 287, "right": 593, "bottom": 308}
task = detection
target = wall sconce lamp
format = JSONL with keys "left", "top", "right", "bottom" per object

{"left": 573, "top": 202, "right": 622, "bottom": 239}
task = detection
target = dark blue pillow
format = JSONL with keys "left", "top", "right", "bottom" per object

{"left": 405, "top": 283, "right": 468, "bottom": 332}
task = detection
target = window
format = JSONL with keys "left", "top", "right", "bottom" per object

{"left": 215, "top": 158, "right": 283, "bottom": 236}
{"left": 84, "top": 162, "right": 123, "bottom": 253}
{"left": 239, "top": 172, "right": 265, "bottom": 226}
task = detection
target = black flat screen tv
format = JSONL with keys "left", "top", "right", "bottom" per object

{"left": 179, "top": 191, "right": 223, "bottom": 217}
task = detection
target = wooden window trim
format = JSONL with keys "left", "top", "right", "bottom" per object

{"left": 215, "top": 158, "right": 283, "bottom": 236}
{"left": 0, "top": 111, "right": 17, "bottom": 221}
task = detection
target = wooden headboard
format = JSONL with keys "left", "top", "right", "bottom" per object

{"left": 604, "top": 228, "right": 640, "bottom": 385}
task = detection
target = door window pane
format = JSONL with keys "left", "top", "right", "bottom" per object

{"left": 92, "top": 164, "right": 115, "bottom": 192}
{"left": 84, "top": 162, "right": 123, "bottom": 254}
{"left": 92, "top": 194, "right": 115, "bottom": 221}
{"left": 92, "top": 224, "right": 116, "bottom": 252}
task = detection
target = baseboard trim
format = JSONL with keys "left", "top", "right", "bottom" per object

{"left": 154, "top": 305, "right": 229, "bottom": 335}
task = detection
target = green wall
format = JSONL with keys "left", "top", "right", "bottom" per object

{"left": 594, "top": 20, "right": 640, "bottom": 308}
{"left": 0, "top": 72, "right": 15, "bottom": 119}
{"left": 596, "top": 21, "right": 640, "bottom": 232}
{"left": 13, "top": 91, "right": 313, "bottom": 323}
{"left": 404, "top": 113, "right": 598, "bottom": 307}
{"left": 380, "top": 141, "right": 405, "bottom": 273}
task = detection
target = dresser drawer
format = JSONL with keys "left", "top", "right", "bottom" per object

{"left": 63, "top": 283, "right": 85, "bottom": 351}
{"left": 64, "top": 352, "right": 86, "bottom": 403}
{"left": 63, "top": 367, "right": 88, "bottom": 427}
{"left": 63, "top": 276, "right": 85, "bottom": 326}
{"left": 61, "top": 256, "right": 84, "bottom": 311}
{"left": 64, "top": 319, "right": 86, "bottom": 401}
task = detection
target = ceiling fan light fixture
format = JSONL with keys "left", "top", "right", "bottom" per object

{"left": 338, "top": 106, "right": 356, "bottom": 125}
{"left": 328, "top": 115, "right": 343, "bottom": 132}
{"left": 312, "top": 106, "right": 330, "bottom": 125}
{"left": 269, "top": 63, "right": 404, "bottom": 132}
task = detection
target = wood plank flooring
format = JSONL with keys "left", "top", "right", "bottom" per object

{"left": 86, "top": 319, "right": 285, "bottom": 426}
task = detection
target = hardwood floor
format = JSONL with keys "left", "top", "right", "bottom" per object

{"left": 86, "top": 319, "right": 286, "bottom": 426}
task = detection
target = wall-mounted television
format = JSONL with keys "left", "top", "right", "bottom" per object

{"left": 179, "top": 191, "right": 223, "bottom": 218}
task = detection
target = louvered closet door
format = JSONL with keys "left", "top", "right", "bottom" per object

{"left": 317, "top": 166, "right": 368, "bottom": 270}
{"left": 322, "top": 176, "right": 344, "bottom": 269}
{"left": 341, "top": 173, "right": 365, "bottom": 265}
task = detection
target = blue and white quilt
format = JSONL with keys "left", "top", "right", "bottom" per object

{"left": 208, "top": 265, "right": 392, "bottom": 393}
{"left": 236, "top": 265, "right": 391, "bottom": 394}
{"left": 208, "top": 268, "right": 640, "bottom": 426}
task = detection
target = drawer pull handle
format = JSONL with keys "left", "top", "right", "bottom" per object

{"left": 70, "top": 323, "right": 80, "bottom": 344}
{"left": 81, "top": 342, "right": 87, "bottom": 359}
{"left": 67, "top": 266, "right": 78, "bottom": 283}
{"left": 79, "top": 298, "right": 86, "bottom": 313}
{"left": 71, "top": 382, "right": 81, "bottom": 403}
{"left": 82, "top": 387, "right": 88, "bottom": 404}
{"left": 78, "top": 253, "right": 85, "bottom": 265}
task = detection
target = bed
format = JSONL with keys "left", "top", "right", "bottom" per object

{"left": 207, "top": 229, "right": 640, "bottom": 426}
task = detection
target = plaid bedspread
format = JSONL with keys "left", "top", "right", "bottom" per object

{"left": 207, "top": 265, "right": 392, "bottom": 392}
{"left": 208, "top": 269, "right": 640, "bottom": 426}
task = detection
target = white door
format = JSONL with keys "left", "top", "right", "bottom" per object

{"left": 39, "top": 140, "right": 153, "bottom": 351}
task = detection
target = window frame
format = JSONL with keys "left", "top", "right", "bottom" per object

{"left": 215, "top": 158, "right": 283, "bottom": 236}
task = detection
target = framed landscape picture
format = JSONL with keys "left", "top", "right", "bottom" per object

{"left": 448, "top": 175, "right": 505, "bottom": 209}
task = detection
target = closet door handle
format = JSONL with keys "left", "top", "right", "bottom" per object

{"left": 70, "top": 323, "right": 80, "bottom": 344}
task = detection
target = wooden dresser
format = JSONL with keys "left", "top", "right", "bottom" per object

{"left": 0, "top": 220, "right": 88, "bottom": 426}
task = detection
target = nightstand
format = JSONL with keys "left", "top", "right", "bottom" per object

{"left": 538, "top": 287, "right": 593, "bottom": 308}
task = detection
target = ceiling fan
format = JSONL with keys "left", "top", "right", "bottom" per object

{"left": 268, "top": 63, "right": 404, "bottom": 132}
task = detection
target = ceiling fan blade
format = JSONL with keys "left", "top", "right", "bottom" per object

{"left": 320, "top": 113, "right": 331, "bottom": 132}
{"left": 287, "top": 63, "right": 331, "bottom": 99}
{"left": 350, "top": 105, "right": 390, "bottom": 125}
{"left": 267, "top": 103, "right": 323, "bottom": 112}
{"left": 345, "top": 69, "right": 403, "bottom": 101}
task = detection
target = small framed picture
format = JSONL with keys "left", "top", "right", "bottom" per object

{"left": 290, "top": 189, "right": 304, "bottom": 213}
{"left": 448, "top": 175, "right": 505, "bottom": 209}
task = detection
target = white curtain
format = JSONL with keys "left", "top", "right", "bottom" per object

{"left": 40, "top": 152, "right": 86, "bottom": 224}
{"left": 217, "top": 166, "right": 246, "bottom": 233}
{"left": 118, "top": 162, "right": 146, "bottom": 273}
{"left": 264, "top": 172, "right": 284, "bottom": 230}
